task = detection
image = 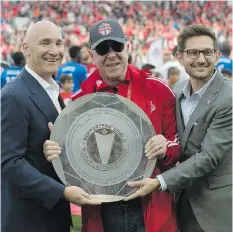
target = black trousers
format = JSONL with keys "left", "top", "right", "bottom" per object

{"left": 101, "top": 198, "right": 145, "bottom": 232}
{"left": 178, "top": 191, "right": 204, "bottom": 232}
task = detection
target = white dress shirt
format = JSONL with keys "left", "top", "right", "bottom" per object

{"left": 25, "top": 65, "right": 61, "bottom": 113}
{"left": 157, "top": 70, "right": 217, "bottom": 191}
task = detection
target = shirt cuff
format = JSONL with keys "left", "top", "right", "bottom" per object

{"left": 156, "top": 175, "right": 168, "bottom": 191}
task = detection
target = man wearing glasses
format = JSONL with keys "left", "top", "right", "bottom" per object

{"left": 126, "top": 24, "right": 232, "bottom": 232}
{"left": 44, "top": 20, "right": 181, "bottom": 232}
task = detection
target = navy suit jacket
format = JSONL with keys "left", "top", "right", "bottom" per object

{"left": 1, "top": 68, "right": 71, "bottom": 232}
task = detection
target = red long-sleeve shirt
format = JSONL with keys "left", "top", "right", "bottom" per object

{"left": 70, "top": 65, "right": 180, "bottom": 232}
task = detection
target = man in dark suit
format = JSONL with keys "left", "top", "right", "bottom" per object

{"left": 126, "top": 24, "right": 232, "bottom": 232}
{"left": 1, "top": 20, "right": 99, "bottom": 232}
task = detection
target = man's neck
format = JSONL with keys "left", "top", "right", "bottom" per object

{"left": 103, "top": 79, "right": 121, "bottom": 87}
{"left": 26, "top": 64, "right": 51, "bottom": 82}
{"left": 189, "top": 75, "right": 211, "bottom": 94}
{"left": 102, "top": 74, "right": 127, "bottom": 87}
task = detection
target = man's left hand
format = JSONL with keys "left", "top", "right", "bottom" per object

{"left": 124, "top": 178, "right": 161, "bottom": 201}
{"left": 145, "top": 134, "right": 167, "bottom": 160}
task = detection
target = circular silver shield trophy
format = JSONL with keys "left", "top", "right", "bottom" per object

{"left": 51, "top": 92, "right": 156, "bottom": 202}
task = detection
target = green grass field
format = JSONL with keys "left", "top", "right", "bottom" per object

{"left": 71, "top": 215, "right": 82, "bottom": 232}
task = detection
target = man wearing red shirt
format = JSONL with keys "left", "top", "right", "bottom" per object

{"left": 44, "top": 19, "right": 180, "bottom": 232}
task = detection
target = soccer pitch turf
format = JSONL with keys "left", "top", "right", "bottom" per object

{"left": 71, "top": 215, "right": 82, "bottom": 232}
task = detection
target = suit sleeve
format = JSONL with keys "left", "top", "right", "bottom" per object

{"left": 1, "top": 90, "right": 65, "bottom": 210}
{"left": 161, "top": 99, "right": 232, "bottom": 193}
{"left": 157, "top": 88, "right": 181, "bottom": 171}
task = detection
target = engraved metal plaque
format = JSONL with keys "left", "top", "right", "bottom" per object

{"left": 51, "top": 93, "right": 156, "bottom": 202}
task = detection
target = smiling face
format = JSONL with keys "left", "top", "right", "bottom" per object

{"left": 23, "top": 21, "right": 64, "bottom": 79}
{"left": 91, "top": 41, "right": 129, "bottom": 86}
{"left": 176, "top": 36, "right": 220, "bottom": 82}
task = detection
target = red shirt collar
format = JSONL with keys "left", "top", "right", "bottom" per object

{"left": 95, "top": 68, "right": 131, "bottom": 92}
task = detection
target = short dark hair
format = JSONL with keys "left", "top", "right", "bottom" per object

{"left": 177, "top": 24, "right": 217, "bottom": 52}
{"left": 141, "top": 63, "right": 155, "bottom": 71}
{"left": 11, "top": 52, "right": 25, "bottom": 66}
{"left": 69, "top": 46, "right": 81, "bottom": 60}
{"left": 218, "top": 41, "right": 231, "bottom": 56}
{"left": 168, "top": 67, "right": 180, "bottom": 77}
{"left": 60, "top": 74, "right": 73, "bottom": 84}
{"left": 81, "top": 43, "right": 89, "bottom": 49}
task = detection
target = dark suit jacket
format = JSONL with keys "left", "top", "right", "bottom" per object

{"left": 1, "top": 68, "right": 71, "bottom": 232}
{"left": 161, "top": 71, "right": 232, "bottom": 232}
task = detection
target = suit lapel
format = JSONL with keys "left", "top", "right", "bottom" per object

{"left": 173, "top": 80, "right": 188, "bottom": 141}
{"left": 58, "top": 94, "right": 65, "bottom": 110}
{"left": 176, "top": 92, "right": 185, "bottom": 141}
{"left": 181, "top": 71, "right": 224, "bottom": 153}
{"left": 22, "top": 69, "right": 59, "bottom": 123}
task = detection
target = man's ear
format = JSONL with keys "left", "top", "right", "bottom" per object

{"left": 215, "top": 50, "right": 221, "bottom": 65}
{"left": 89, "top": 49, "right": 95, "bottom": 64}
{"left": 22, "top": 41, "right": 30, "bottom": 57}
{"left": 126, "top": 41, "right": 131, "bottom": 53}
{"left": 175, "top": 52, "right": 184, "bottom": 67}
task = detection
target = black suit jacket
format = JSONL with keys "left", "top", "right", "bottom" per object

{"left": 1, "top": 68, "right": 71, "bottom": 232}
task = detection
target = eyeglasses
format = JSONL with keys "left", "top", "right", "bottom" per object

{"left": 94, "top": 41, "right": 125, "bottom": 56}
{"left": 184, "top": 49, "right": 216, "bottom": 59}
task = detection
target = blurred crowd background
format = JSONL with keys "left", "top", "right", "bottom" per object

{"left": 1, "top": 0, "right": 232, "bottom": 92}
{"left": 0, "top": 2, "right": 232, "bottom": 228}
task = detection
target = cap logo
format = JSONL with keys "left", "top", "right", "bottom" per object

{"left": 98, "top": 23, "right": 112, "bottom": 36}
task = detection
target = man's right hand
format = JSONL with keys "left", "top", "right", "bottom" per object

{"left": 64, "top": 186, "right": 101, "bottom": 205}
{"left": 45, "top": 123, "right": 101, "bottom": 205}
{"left": 43, "top": 122, "right": 61, "bottom": 162}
